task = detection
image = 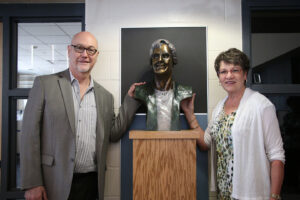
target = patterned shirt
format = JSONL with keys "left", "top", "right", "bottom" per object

{"left": 70, "top": 71, "right": 97, "bottom": 173}
{"left": 210, "top": 109, "right": 236, "bottom": 200}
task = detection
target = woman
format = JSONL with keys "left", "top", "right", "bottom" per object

{"left": 181, "top": 48, "right": 285, "bottom": 200}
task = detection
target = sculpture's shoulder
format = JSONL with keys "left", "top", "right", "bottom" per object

{"left": 134, "top": 83, "right": 154, "bottom": 102}
{"left": 175, "top": 83, "right": 193, "bottom": 101}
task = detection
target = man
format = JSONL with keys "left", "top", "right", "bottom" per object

{"left": 134, "top": 39, "right": 192, "bottom": 130}
{"left": 20, "top": 31, "right": 141, "bottom": 200}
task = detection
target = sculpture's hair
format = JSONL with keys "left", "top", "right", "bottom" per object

{"left": 149, "top": 39, "right": 177, "bottom": 65}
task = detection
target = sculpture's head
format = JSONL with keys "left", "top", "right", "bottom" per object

{"left": 149, "top": 39, "right": 177, "bottom": 76}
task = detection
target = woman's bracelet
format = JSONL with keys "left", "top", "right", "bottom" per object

{"left": 189, "top": 116, "right": 199, "bottom": 129}
{"left": 192, "top": 124, "right": 200, "bottom": 129}
{"left": 270, "top": 193, "right": 281, "bottom": 200}
{"left": 189, "top": 116, "right": 197, "bottom": 123}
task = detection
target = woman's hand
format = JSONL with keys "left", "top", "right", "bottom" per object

{"left": 181, "top": 93, "right": 196, "bottom": 117}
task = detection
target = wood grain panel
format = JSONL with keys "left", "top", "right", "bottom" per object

{"left": 132, "top": 131, "right": 196, "bottom": 200}
{"left": 130, "top": 130, "right": 199, "bottom": 139}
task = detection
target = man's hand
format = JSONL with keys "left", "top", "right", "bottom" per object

{"left": 128, "top": 82, "right": 146, "bottom": 97}
{"left": 25, "top": 186, "right": 48, "bottom": 200}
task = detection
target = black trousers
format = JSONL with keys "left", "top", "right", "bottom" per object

{"left": 68, "top": 172, "right": 98, "bottom": 200}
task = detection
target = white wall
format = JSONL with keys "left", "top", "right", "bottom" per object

{"left": 85, "top": 0, "right": 242, "bottom": 199}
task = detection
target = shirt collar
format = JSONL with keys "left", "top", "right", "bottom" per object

{"left": 69, "top": 69, "right": 94, "bottom": 89}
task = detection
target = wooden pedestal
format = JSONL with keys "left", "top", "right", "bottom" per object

{"left": 129, "top": 130, "right": 198, "bottom": 200}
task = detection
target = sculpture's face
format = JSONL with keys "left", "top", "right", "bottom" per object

{"left": 151, "top": 44, "right": 173, "bottom": 75}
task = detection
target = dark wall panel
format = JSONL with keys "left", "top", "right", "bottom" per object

{"left": 121, "top": 27, "right": 207, "bottom": 113}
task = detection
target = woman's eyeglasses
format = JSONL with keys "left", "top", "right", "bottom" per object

{"left": 218, "top": 69, "right": 242, "bottom": 76}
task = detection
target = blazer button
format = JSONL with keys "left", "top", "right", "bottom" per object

{"left": 71, "top": 158, "right": 75, "bottom": 162}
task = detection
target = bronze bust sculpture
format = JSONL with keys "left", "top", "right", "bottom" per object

{"left": 134, "top": 39, "right": 192, "bottom": 131}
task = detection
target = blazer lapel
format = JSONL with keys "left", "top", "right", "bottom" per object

{"left": 94, "top": 83, "right": 105, "bottom": 142}
{"left": 57, "top": 70, "right": 76, "bottom": 136}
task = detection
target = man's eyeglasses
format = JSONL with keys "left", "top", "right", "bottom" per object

{"left": 71, "top": 45, "right": 98, "bottom": 56}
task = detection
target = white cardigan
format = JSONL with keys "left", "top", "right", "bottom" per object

{"left": 204, "top": 88, "right": 285, "bottom": 200}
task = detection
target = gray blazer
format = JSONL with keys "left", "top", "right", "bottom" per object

{"left": 20, "top": 69, "right": 140, "bottom": 200}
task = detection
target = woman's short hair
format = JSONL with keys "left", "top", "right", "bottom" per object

{"left": 149, "top": 39, "right": 177, "bottom": 65}
{"left": 214, "top": 48, "right": 250, "bottom": 76}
